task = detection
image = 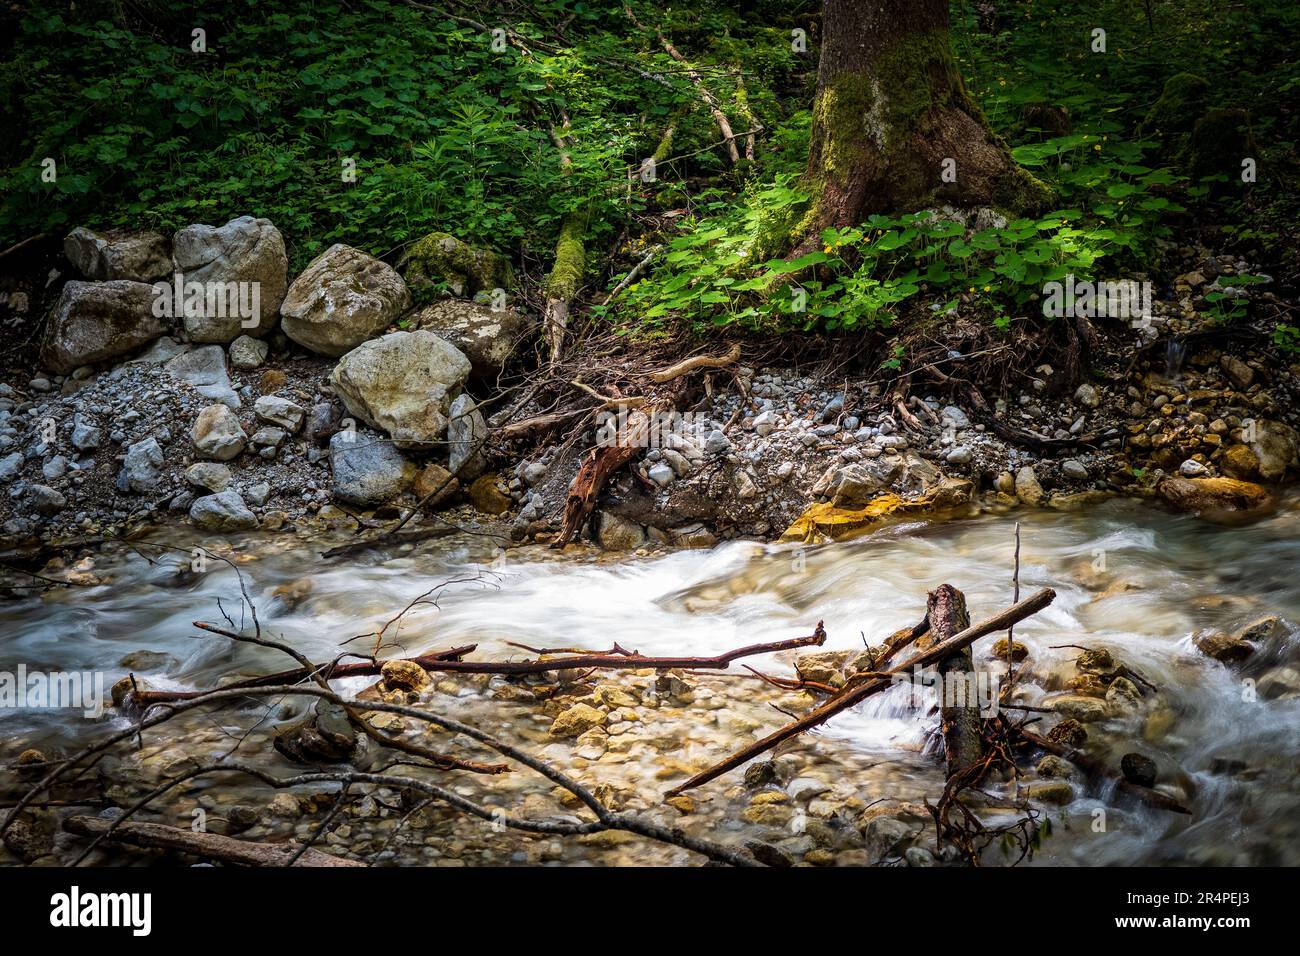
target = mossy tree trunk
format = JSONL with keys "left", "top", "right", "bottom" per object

{"left": 543, "top": 211, "right": 587, "bottom": 365}
{"left": 796, "top": 0, "right": 1046, "bottom": 246}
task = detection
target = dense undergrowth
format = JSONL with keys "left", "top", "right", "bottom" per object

{"left": 1, "top": 0, "right": 1296, "bottom": 345}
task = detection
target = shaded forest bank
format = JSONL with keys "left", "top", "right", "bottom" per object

{"left": 3, "top": 0, "right": 1300, "bottom": 872}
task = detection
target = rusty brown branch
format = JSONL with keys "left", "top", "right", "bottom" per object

{"left": 664, "top": 589, "right": 1056, "bottom": 797}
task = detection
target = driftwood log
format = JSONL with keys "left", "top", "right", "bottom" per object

{"left": 128, "top": 629, "right": 828, "bottom": 707}
{"left": 554, "top": 392, "right": 681, "bottom": 546}
{"left": 173, "top": 632, "right": 475, "bottom": 693}
{"left": 63, "top": 815, "right": 365, "bottom": 867}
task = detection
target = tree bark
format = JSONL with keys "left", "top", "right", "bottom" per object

{"left": 796, "top": 0, "right": 1046, "bottom": 245}
{"left": 918, "top": 584, "right": 984, "bottom": 778}
{"left": 543, "top": 211, "right": 586, "bottom": 366}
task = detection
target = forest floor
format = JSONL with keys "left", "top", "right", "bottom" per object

{"left": 2, "top": 238, "right": 1296, "bottom": 556}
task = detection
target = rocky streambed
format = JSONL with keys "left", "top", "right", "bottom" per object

{"left": 3, "top": 496, "right": 1300, "bottom": 867}
{"left": 3, "top": 217, "right": 1300, "bottom": 867}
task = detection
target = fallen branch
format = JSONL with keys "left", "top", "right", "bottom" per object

{"left": 624, "top": 4, "right": 740, "bottom": 164}
{"left": 646, "top": 342, "right": 742, "bottom": 383}
{"left": 130, "top": 627, "right": 827, "bottom": 706}
{"left": 893, "top": 399, "right": 926, "bottom": 433}
{"left": 965, "top": 385, "right": 1121, "bottom": 451}
{"left": 0, "top": 232, "right": 46, "bottom": 263}
{"left": 185, "top": 619, "right": 506, "bottom": 776}
{"left": 742, "top": 664, "right": 840, "bottom": 696}
{"left": 63, "top": 815, "right": 365, "bottom": 867}
{"left": 10, "top": 684, "right": 760, "bottom": 867}
{"left": 606, "top": 245, "right": 661, "bottom": 302}
{"left": 569, "top": 379, "right": 645, "bottom": 408}
{"left": 171, "top": 624, "right": 475, "bottom": 694}
{"left": 664, "top": 588, "right": 1056, "bottom": 796}
{"left": 496, "top": 408, "right": 588, "bottom": 441}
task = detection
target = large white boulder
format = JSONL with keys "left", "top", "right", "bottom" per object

{"left": 329, "top": 331, "right": 470, "bottom": 449}
{"left": 280, "top": 244, "right": 410, "bottom": 357}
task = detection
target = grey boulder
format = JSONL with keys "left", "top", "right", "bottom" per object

{"left": 165, "top": 345, "right": 240, "bottom": 408}
{"left": 329, "top": 430, "right": 415, "bottom": 506}
{"left": 447, "top": 394, "right": 488, "bottom": 480}
{"left": 228, "top": 335, "right": 269, "bottom": 369}
{"left": 253, "top": 395, "right": 305, "bottom": 433}
{"left": 116, "top": 437, "right": 164, "bottom": 494}
{"left": 40, "top": 280, "right": 165, "bottom": 374}
{"left": 189, "top": 490, "right": 258, "bottom": 532}
{"left": 64, "top": 227, "right": 171, "bottom": 282}
{"left": 171, "top": 216, "right": 287, "bottom": 341}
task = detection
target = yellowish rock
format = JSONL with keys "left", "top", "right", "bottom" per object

{"left": 742, "top": 803, "right": 794, "bottom": 827}
{"left": 414, "top": 462, "right": 459, "bottom": 506}
{"left": 1025, "top": 781, "right": 1074, "bottom": 805}
{"left": 468, "top": 473, "right": 511, "bottom": 515}
{"left": 549, "top": 703, "right": 606, "bottom": 738}
{"left": 1156, "top": 475, "right": 1274, "bottom": 522}
{"left": 665, "top": 795, "right": 696, "bottom": 815}
{"left": 379, "top": 658, "right": 432, "bottom": 693}
{"left": 598, "top": 687, "right": 639, "bottom": 709}
{"left": 1048, "top": 694, "right": 1111, "bottom": 722}
{"left": 778, "top": 483, "right": 973, "bottom": 544}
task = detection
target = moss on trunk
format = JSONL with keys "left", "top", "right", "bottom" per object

{"left": 794, "top": 0, "right": 1049, "bottom": 248}
{"left": 544, "top": 213, "right": 587, "bottom": 302}
{"left": 542, "top": 210, "right": 588, "bottom": 364}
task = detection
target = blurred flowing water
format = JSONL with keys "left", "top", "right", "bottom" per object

{"left": 4, "top": 494, "right": 1299, "bottom": 865}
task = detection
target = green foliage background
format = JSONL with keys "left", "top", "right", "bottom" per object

{"left": 0, "top": 0, "right": 1295, "bottom": 342}
{"left": 0, "top": 0, "right": 805, "bottom": 269}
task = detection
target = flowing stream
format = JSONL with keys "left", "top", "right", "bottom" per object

{"left": 4, "top": 495, "right": 1299, "bottom": 866}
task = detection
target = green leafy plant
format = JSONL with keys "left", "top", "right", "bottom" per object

{"left": 617, "top": 130, "right": 1181, "bottom": 335}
